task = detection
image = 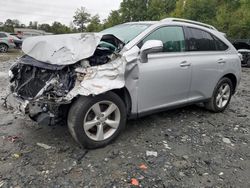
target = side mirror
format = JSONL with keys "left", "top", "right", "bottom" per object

{"left": 140, "top": 40, "right": 163, "bottom": 63}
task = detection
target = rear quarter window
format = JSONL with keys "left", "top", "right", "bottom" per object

{"left": 187, "top": 27, "right": 217, "bottom": 51}
{"left": 214, "top": 37, "right": 229, "bottom": 51}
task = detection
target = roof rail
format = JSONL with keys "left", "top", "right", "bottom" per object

{"left": 161, "top": 18, "right": 217, "bottom": 31}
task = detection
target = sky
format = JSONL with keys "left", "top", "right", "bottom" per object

{"left": 0, "top": 0, "right": 122, "bottom": 26}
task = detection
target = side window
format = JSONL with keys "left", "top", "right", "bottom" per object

{"left": 0, "top": 33, "right": 7, "bottom": 38}
{"left": 142, "top": 26, "right": 186, "bottom": 52}
{"left": 214, "top": 37, "right": 229, "bottom": 51}
{"left": 187, "top": 28, "right": 216, "bottom": 51}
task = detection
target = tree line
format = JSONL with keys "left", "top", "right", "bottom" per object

{"left": 0, "top": 0, "right": 249, "bottom": 38}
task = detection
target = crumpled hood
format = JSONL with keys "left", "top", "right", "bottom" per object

{"left": 22, "top": 33, "right": 103, "bottom": 65}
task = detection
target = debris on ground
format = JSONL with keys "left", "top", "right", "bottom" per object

{"left": 222, "top": 137, "right": 231, "bottom": 144}
{"left": 146, "top": 151, "right": 158, "bottom": 157}
{"left": 36, "top": 143, "right": 52, "bottom": 150}
{"left": 163, "top": 141, "right": 171, "bottom": 150}
{"left": 139, "top": 164, "right": 148, "bottom": 170}
{"left": 219, "top": 172, "right": 224, "bottom": 176}
{"left": 6, "top": 135, "right": 20, "bottom": 143}
{"left": 131, "top": 178, "right": 139, "bottom": 186}
{"left": 12, "top": 153, "right": 21, "bottom": 159}
{"left": 0, "top": 181, "right": 5, "bottom": 188}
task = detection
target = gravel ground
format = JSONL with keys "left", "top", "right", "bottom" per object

{"left": 0, "top": 50, "right": 249, "bottom": 188}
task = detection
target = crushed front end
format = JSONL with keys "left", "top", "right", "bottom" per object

{"left": 6, "top": 33, "right": 126, "bottom": 126}
{"left": 8, "top": 55, "right": 77, "bottom": 125}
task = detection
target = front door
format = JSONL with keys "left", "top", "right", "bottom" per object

{"left": 137, "top": 26, "right": 192, "bottom": 113}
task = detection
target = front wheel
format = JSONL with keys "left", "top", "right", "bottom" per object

{"left": 205, "top": 77, "right": 233, "bottom": 112}
{"left": 67, "top": 92, "right": 127, "bottom": 149}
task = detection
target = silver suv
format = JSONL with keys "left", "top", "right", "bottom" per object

{"left": 7, "top": 18, "right": 241, "bottom": 148}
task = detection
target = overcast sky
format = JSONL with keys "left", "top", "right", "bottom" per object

{"left": 0, "top": 0, "right": 122, "bottom": 26}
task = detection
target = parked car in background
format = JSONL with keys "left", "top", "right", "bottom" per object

{"left": 10, "top": 33, "right": 23, "bottom": 49}
{"left": 7, "top": 18, "right": 241, "bottom": 149}
{"left": 237, "top": 49, "right": 250, "bottom": 67}
{"left": 0, "top": 32, "right": 16, "bottom": 52}
{"left": 232, "top": 40, "right": 250, "bottom": 67}
{"left": 10, "top": 33, "right": 22, "bottom": 39}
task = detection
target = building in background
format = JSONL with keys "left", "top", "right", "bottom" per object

{"left": 14, "top": 28, "right": 53, "bottom": 39}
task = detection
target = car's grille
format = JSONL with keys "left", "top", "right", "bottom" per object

{"left": 11, "top": 63, "right": 76, "bottom": 100}
{"left": 14, "top": 64, "right": 53, "bottom": 99}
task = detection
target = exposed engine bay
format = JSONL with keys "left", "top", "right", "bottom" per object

{"left": 7, "top": 33, "right": 126, "bottom": 126}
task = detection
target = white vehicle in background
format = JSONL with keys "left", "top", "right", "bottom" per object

{"left": 0, "top": 32, "right": 17, "bottom": 52}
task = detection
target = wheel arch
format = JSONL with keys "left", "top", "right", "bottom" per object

{"left": 109, "top": 87, "right": 132, "bottom": 117}
{"left": 69, "top": 87, "right": 132, "bottom": 117}
{"left": 222, "top": 73, "right": 237, "bottom": 94}
{"left": 0, "top": 42, "right": 9, "bottom": 48}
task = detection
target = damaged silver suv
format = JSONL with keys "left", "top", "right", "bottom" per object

{"left": 7, "top": 18, "right": 241, "bottom": 149}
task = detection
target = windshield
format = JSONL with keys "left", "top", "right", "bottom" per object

{"left": 101, "top": 23, "right": 152, "bottom": 44}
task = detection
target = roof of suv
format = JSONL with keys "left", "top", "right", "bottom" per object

{"left": 124, "top": 18, "right": 218, "bottom": 31}
{"left": 160, "top": 18, "right": 217, "bottom": 30}
{"left": 123, "top": 18, "right": 229, "bottom": 51}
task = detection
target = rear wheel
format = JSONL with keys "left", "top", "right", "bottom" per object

{"left": 205, "top": 77, "right": 233, "bottom": 112}
{"left": 0, "top": 44, "right": 8, "bottom": 53}
{"left": 67, "top": 92, "right": 127, "bottom": 149}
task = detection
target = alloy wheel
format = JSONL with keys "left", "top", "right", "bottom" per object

{"left": 0, "top": 44, "right": 7, "bottom": 53}
{"left": 216, "top": 83, "right": 231, "bottom": 108}
{"left": 83, "top": 101, "right": 121, "bottom": 141}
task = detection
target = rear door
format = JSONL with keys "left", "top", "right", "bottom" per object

{"left": 137, "top": 26, "right": 192, "bottom": 113}
{"left": 185, "top": 27, "right": 229, "bottom": 101}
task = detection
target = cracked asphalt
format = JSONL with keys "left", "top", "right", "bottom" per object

{"left": 0, "top": 50, "right": 249, "bottom": 188}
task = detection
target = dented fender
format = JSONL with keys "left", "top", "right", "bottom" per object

{"left": 65, "top": 56, "right": 127, "bottom": 99}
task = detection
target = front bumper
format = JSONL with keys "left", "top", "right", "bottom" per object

{"left": 6, "top": 94, "right": 29, "bottom": 114}
{"left": 6, "top": 92, "right": 69, "bottom": 126}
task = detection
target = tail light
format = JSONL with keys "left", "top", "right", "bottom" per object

{"left": 9, "top": 38, "right": 14, "bottom": 43}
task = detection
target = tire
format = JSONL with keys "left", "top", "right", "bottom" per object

{"left": 67, "top": 92, "right": 127, "bottom": 149}
{"left": 0, "top": 44, "right": 8, "bottom": 53}
{"left": 205, "top": 77, "right": 233, "bottom": 112}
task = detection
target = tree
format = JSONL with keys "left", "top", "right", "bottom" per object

{"left": 86, "top": 15, "right": 102, "bottom": 32}
{"left": 103, "top": 10, "right": 123, "bottom": 29}
{"left": 120, "top": 0, "right": 149, "bottom": 22}
{"left": 147, "top": 0, "right": 177, "bottom": 20}
{"left": 28, "top": 21, "right": 38, "bottom": 29}
{"left": 50, "top": 22, "right": 71, "bottom": 34}
{"left": 0, "top": 19, "right": 23, "bottom": 32}
{"left": 3, "top": 19, "right": 15, "bottom": 32}
{"left": 69, "top": 22, "right": 78, "bottom": 33}
{"left": 38, "top": 24, "right": 51, "bottom": 33}
{"left": 73, "top": 7, "right": 91, "bottom": 32}
{"left": 171, "top": 0, "right": 217, "bottom": 25}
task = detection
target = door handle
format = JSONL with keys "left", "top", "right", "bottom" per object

{"left": 180, "top": 61, "right": 191, "bottom": 67}
{"left": 217, "top": 58, "right": 226, "bottom": 64}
